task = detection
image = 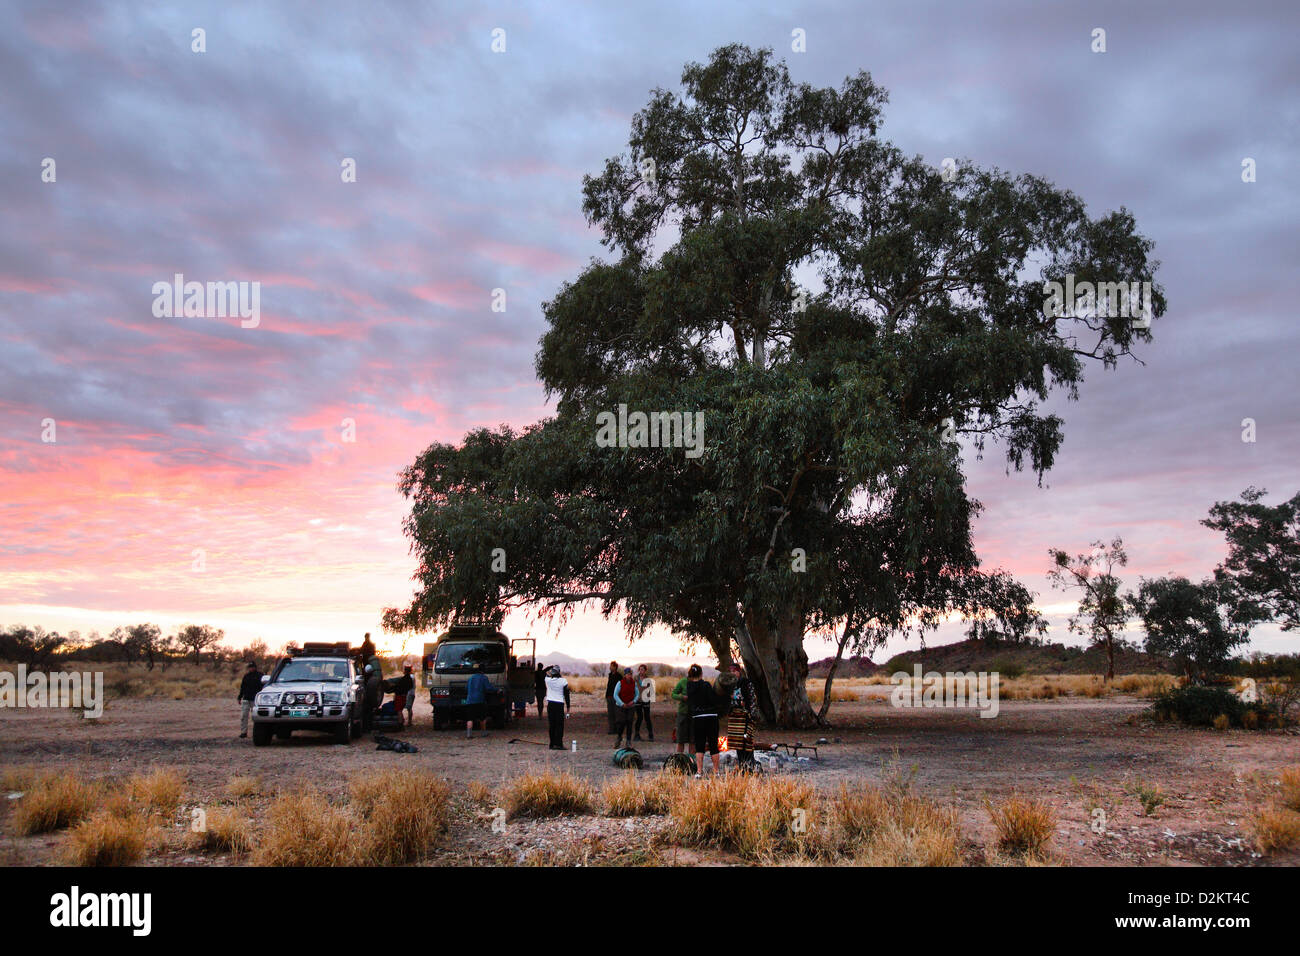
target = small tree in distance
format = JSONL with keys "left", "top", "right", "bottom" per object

{"left": 1047, "top": 538, "right": 1129, "bottom": 680}
{"left": 1129, "top": 576, "right": 1247, "bottom": 684}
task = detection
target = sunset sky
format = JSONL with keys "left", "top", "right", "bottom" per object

{"left": 2, "top": 0, "right": 1296, "bottom": 667}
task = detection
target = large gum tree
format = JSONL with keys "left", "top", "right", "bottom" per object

{"left": 385, "top": 45, "right": 1164, "bottom": 728}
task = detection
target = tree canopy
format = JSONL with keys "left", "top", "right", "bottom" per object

{"left": 386, "top": 45, "right": 1164, "bottom": 727}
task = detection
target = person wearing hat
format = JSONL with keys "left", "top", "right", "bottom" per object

{"left": 543, "top": 665, "right": 571, "bottom": 750}
{"left": 611, "top": 666, "right": 639, "bottom": 748}
{"left": 236, "top": 660, "right": 263, "bottom": 739}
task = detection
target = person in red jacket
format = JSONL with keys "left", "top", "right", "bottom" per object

{"left": 611, "top": 667, "right": 638, "bottom": 748}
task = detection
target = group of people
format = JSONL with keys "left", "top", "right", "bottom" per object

{"left": 599, "top": 662, "right": 657, "bottom": 747}
{"left": 673, "top": 662, "right": 760, "bottom": 777}
{"left": 236, "top": 634, "right": 759, "bottom": 778}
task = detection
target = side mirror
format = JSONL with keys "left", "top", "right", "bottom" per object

{"left": 260, "top": 675, "right": 270, "bottom": 685}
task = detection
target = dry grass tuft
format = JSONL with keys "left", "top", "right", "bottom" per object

{"left": 190, "top": 807, "right": 254, "bottom": 855}
{"left": 62, "top": 810, "right": 150, "bottom": 866}
{"left": 0, "top": 765, "right": 39, "bottom": 792}
{"left": 602, "top": 772, "right": 681, "bottom": 816}
{"left": 126, "top": 767, "right": 184, "bottom": 816}
{"left": 253, "top": 791, "right": 356, "bottom": 866}
{"left": 12, "top": 773, "right": 100, "bottom": 834}
{"left": 502, "top": 771, "right": 595, "bottom": 819}
{"left": 828, "top": 783, "right": 962, "bottom": 866}
{"left": 986, "top": 795, "right": 1056, "bottom": 857}
{"left": 466, "top": 780, "right": 494, "bottom": 805}
{"left": 1278, "top": 767, "right": 1300, "bottom": 812}
{"left": 669, "top": 773, "right": 814, "bottom": 860}
{"left": 350, "top": 769, "right": 452, "bottom": 864}
{"left": 226, "top": 775, "right": 263, "bottom": 801}
{"left": 1251, "top": 808, "right": 1300, "bottom": 854}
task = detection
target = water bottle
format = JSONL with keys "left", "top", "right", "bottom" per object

{"left": 570, "top": 739, "right": 578, "bottom": 752}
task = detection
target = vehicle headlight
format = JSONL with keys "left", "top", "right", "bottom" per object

{"left": 322, "top": 691, "right": 343, "bottom": 704}
{"left": 256, "top": 692, "right": 280, "bottom": 706}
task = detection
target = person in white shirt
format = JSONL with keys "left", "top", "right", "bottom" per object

{"left": 634, "top": 663, "right": 655, "bottom": 741}
{"left": 544, "top": 665, "right": 571, "bottom": 750}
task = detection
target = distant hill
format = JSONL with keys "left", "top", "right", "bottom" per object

{"left": 532, "top": 651, "right": 595, "bottom": 674}
{"left": 869, "top": 639, "right": 1174, "bottom": 677}
{"left": 807, "top": 655, "right": 878, "bottom": 678}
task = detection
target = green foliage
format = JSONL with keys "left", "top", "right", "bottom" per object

{"left": 386, "top": 45, "right": 1164, "bottom": 727}
{"left": 1151, "top": 685, "right": 1269, "bottom": 728}
{"left": 1130, "top": 576, "right": 1247, "bottom": 683}
{"left": 1202, "top": 487, "right": 1300, "bottom": 632}
{"left": 988, "top": 657, "right": 1026, "bottom": 680}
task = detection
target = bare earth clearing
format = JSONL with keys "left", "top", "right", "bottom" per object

{"left": 2, "top": 685, "right": 1297, "bottom": 866}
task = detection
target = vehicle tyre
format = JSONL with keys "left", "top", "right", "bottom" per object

{"left": 334, "top": 718, "right": 351, "bottom": 744}
{"left": 252, "top": 724, "right": 272, "bottom": 747}
{"left": 350, "top": 711, "right": 362, "bottom": 739}
{"left": 432, "top": 709, "right": 445, "bottom": 731}
{"left": 489, "top": 705, "right": 507, "bottom": 730}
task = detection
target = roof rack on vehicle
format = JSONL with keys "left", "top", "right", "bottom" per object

{"left": 293, "top": 641, "right": 353, "bottom": 657}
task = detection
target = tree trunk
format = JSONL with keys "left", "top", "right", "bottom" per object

{"left": 816, "top": 626, "right": 854, "bottom": 725}
{"left": 742, "top": 605, "right": 820, "bottom": 729}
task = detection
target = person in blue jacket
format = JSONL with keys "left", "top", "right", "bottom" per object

{"left": 463, "top": 663, "right": 494, "bottom": 738}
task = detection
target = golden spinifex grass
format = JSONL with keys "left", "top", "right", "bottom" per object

{"left": 1251, "top": 808, "right": 1300, "bottom": 853}
{"left": 828, "top": 783, "right": 963, "bottom": 866}
{"left": 225, "top": 775, "right": 262, "bottom": 801}
{"left": 668, "top": 773, "right": 815, "bottom": 860}
{"left": 986, "top": 795, "right": 1056, "bottom": 857}
{"left": 349, "top": 769, "right": 452, "bottom": 864}
{"left": 1278, "top": 766, "right": 1300, "bottom": 812}
{"left": 11, "top": 773, "right": 100, "bottom": 834}
{"left": 61, "top": 810, "right": 151, "bottom": 866}
{"left": 0, "top": 764, "right": 39, "bottom": 792}
{"left": 126, "top": 767, "right": 184, "bottom": 816}
{"left": 602, "top": 771, "right": 682, "bottom": 816}
{"left": 253, "top": 791, "right": 356, "bottom": 866}
{"left": 1249, "top": 765, "right": 1300, "bottom": 854}
{"left": 466, "top": 780, "right": 494, "bottom": 805}
{"left": 503, "top": 770, "right": 595, "bottom": 819}
{"left": 189, "top": 807, "right": 254, "bottom": 855}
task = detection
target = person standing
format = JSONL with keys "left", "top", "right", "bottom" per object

{"left": 534, "top": 662, "right": 547, "bottom": 719}
{"left": 357, "top": 632, "right": 377, "bottom": 673}
{"left": 612, "top": 667, "right": 638, "bottom": 747}
{"left": 237, "top": 660, "right": 262, "bottom": 739}
{"left": 633, "top": 664, "right": 655, "bottom": 741}
{"left": 687, "top": 664, "right": 721, "bottom": 778}
{"left": 361, "top": 663, "right": 379, "bottom": 733}
{"left": 394, "top": 664, "right": 415, "bottom": 728}
{"left": 604, "top": 660, "right": 620, "bottom": 734}
{"left": 543, "top": 665, "right": 571, "bottom": 750}
{"left": 725, "top": 662, "right": 759, "bottom": 767}
{"left": 463, "top": 663, "right": 494, "bottom": 738}
{"left": 671, "top": 670, "right": 695, "bottom": 757}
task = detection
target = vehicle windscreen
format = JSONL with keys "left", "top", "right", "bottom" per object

{"left": 274, "top": 659, "right": 348, "bottom": 683}
{"left": 435, "top": 642, "right": 505, "bottom": 673}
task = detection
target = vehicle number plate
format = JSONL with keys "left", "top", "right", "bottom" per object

{"left": 289, "top": 707, "right": 311, "bottom": 718}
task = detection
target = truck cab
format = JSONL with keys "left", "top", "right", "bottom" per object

{"left": 422, "top": 624, "right": 535, "bottom": 730}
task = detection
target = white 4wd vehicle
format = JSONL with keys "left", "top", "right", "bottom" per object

{"left": 252, "top": 642, "right": 364, "bottom": 746}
